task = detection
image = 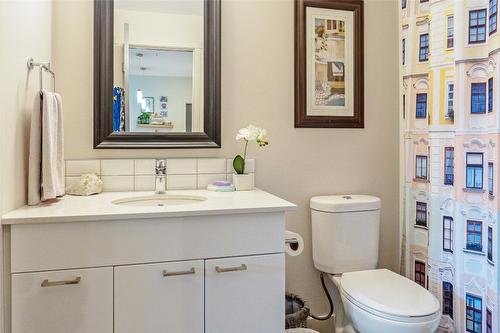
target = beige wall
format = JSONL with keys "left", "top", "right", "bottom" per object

{"left": 0, "top": 1, "right": 53, "bottom": 331}
{"left": 52, "top": 0, "right": 399, "bottom": 332}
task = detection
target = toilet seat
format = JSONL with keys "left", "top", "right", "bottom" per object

{"left": 339, "top": 269, "right": 440, "bottom": 323}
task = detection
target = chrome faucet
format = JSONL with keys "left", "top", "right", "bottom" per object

{"left": 155, "top": 160, "right": 167, "bottom": 194}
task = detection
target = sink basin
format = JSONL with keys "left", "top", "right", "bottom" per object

{"left": 112, "top": 194, "right": 208, "bottom": 207}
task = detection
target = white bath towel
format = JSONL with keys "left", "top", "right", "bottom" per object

{"left": 28, "top": 90, "right": 65, "bottom": 205}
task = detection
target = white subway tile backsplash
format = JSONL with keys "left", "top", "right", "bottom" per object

{"left": 65, "top": 176, "right": 80, "bottom": 189}
{"left": 134, "top": 159, "right": 156, "bottom": 175}
{"left": 134, "top": 175, "right": 156, "bottom": 191}
{"left": 197, "top": 174, "right": 227, "bottom": 189}
{"left": 66, "top": 160, "right": 100, "bottom": 176}
{"left": 197, "top": 158, "right": 226, "bottom": 174}
{"left": 167, "top": 174, "right": 197, "bottom": 190}
{"left": 64, "top": 158, "right": 255, "bottom": 192}
{"left": 101, "top": 159, "right": 134, "bottom": 176}
{"left": 226, "top": 158, "right": 255, "bottom": 174}
{"left": 166, "top": 158, "right": 197, "bottom": 175}
{"left": 101, "top": 176, "right": 134, "bottom": 192}
{"left": 244, "top": 159, "right": 256, "bottom": 173}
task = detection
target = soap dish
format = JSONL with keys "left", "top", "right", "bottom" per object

{"left": 207, "top": 181, "right": 235, "bottom": 192}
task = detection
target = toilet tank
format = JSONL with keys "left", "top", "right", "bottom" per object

{"left": 311, "top": 195, "right": 381, "bottom": 274}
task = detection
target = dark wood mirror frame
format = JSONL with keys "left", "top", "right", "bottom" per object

{"left": 94, "top": 0, "right": 221, "bottom": 149}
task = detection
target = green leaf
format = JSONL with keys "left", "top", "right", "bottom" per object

{"left": 233, "top": 155, "right": 245, "bottom": 174}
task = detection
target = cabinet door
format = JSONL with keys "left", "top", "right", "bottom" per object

{"left": 205, "top": 254, "right": 285, "bottom": 333}
{"left": 114, "top": 260, "right": 204, "bottom": 333}
{"left": 11, "top": 267, "right": 113, "bottom": 333}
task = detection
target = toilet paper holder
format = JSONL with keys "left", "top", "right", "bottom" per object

{"left": 285, "top": 237, "right": 299, "bottom": 250}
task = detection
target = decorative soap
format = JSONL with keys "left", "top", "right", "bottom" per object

{"left": 66, "top": 173, "right": 103, "bottom": 196}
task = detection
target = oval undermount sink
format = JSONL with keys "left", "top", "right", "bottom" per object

{"left": 112, "top": 194, "right": 208, "bottom": 207}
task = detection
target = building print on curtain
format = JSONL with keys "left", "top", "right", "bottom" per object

{"left": 401, "top": 0, "right": 499, "bottom": 332}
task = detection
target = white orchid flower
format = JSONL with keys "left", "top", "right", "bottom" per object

{"left": 236, "top": 125, "right": 259, "bottom": 141}
{"left": 233, "top": 125, "right": 269, "bottom": 174}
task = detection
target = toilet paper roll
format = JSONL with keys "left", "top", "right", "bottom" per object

{"left": 285, "top": 230, "right": 304, "bottom": 257}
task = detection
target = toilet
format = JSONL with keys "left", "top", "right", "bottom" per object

{"left": 311, "top": 195, "right": 440, "bottom": 333}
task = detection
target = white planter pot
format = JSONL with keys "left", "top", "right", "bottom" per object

{"left": 232, "top": 173, "right": 254, "bottom": 191}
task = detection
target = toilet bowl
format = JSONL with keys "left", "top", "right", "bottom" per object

{"left": 331, "top": 269, "right": 440, "bottom": 333}
{"left": 310, "top": 195, "right": 440, "bottom": 333}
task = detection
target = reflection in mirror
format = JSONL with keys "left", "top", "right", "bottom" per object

{"left": 113, "top": 0, "right": 204, "bottom": 134}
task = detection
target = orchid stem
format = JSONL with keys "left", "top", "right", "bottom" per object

{"left": 243, "top": 140, "right": 248, "bottom": 160}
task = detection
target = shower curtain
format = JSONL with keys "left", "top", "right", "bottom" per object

{"left": 401, "top": 0, "right": 499, "bottom": 332}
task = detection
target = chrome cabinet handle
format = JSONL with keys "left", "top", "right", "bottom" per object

{"left": 41, "top": 276, "right": 81, "bottom": 287}
{"left": 215, "top": 264, "right": 247, "bottom": 273}
{"left": 162, "top": 267, "right": 196, "bottom": 277}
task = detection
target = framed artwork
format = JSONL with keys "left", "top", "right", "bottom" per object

{"left": 295, "top": 0, "right": 364, "bottom": 128}
{"left": 159, "top": 96, "right": 168, "bottom": 117}
{"left": 142, "top": 97, "right": 154, "bottom": 113}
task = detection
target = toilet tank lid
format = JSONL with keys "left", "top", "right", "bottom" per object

{"left": 310, "top": 195, "right": 381, "bottom": 213}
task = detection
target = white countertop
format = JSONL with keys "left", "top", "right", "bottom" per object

{"left": 1, "top": 189, "right": 296, "bottom": 225}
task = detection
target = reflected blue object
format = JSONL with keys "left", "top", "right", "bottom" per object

{"left": 113, "top": 87, "right": 122, "bottom": 132}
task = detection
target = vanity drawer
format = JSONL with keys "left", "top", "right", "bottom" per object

{"left": 11, "top": 267, "right": 113, "bottom": 333}
{"left": 10, "top": 212, "right": 285, "bottom": 272}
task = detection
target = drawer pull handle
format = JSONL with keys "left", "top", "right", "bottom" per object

{"left": 162, "top": 267, "right": 196, "bottom": 277}
{"left": 41, "top": 276, "right": 81, "bottom": 287}
{"left": 215, "top": 264, "right": 247, "bottom": 273}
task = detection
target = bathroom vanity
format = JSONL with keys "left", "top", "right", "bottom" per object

{"left": 2, "top": 189, "right": 295, "bottom": 333}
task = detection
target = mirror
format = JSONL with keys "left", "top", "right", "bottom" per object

{"left": 94, "top": 0, "right": 220, "bottom": 148}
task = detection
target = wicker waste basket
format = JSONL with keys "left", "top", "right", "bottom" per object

{"left": 285, "top": 293, "right": 310, "bottom": 329}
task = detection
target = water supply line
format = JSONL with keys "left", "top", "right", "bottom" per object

{"left": 309, "top": 272, "right": 334, "bottom": 321}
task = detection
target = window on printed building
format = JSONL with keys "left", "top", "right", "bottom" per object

{"left": 466, "top": 220, "right": 483, "bottom": 252}
{"left": 469, "top": 9, "right": 487, "bottom": 43}
{"left": 466, "top": 294, "right": 482, "bottom": 333}
{"left": 442, "top": 282, "right": 453, "bottom": 318}
{"left": 488, "top": 78, "right": 493, "bottom": 113}
{"left": 414, "top": 261, "right": 426, "bottom": 287}
{"left": 419, "top": 34, "right": 429, "bottom": 61}
{"left": 403, "top": 95, "right": 406, "bottom": 119}
{"left": 490, "top": 0, "right": 498, "bottom": 34}
{"left": 488, "top": 163, "right": 494, "bottom": 195}
{"left": 443, "top": 216, "right": 453, "bottom": 252}
{"left": 447, "top": 16, "right": 454, "bottom": 48}
{"left": 488, "top": 226, "right": 493, "bottom": 262}
{"left": 416, "top": 93, "right": 427, "bottom": 118}
{"left": 471, "top": 83, "right": 487, "bottom": 114}
{"left": 466, "top": 153, "right": 484, "bottom": 189}
{"left": 416, "top": 202, "right": 427, "bottom": 227}
{"left": 402, "top": 38, "right": 406, "bottom": 65}
{"left": 444, "top": 147, "right": 454, "bottom": 185}
{"left": 416, "top": 155, "right": 428, "bottom": 179}
{"left": 487, "top": 308, "right": 493, "bottom": 333}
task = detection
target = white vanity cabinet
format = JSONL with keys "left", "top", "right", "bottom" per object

{"left": 5, "top": 207, "right": 293, "bottom": 333}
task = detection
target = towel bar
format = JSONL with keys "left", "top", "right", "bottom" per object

{"left": 27, "top": 57, "right": 56, "bottom": 93}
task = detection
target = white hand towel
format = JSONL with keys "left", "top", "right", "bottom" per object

{"left": 28, "top": 90, "right": 65, "bottom": 205}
